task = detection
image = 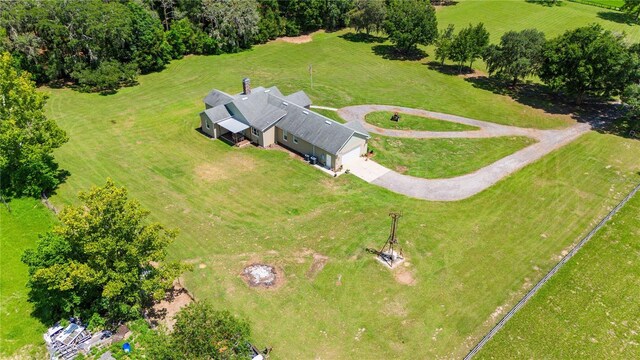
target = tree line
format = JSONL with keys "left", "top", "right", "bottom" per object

{"left": 0, "top": 0, "right": 355, "bottom": 94}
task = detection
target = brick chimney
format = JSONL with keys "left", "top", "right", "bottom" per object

{"left": 242, "top": 78, "right": 251, "bottom": 95}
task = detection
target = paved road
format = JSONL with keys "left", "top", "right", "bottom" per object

{"left": 336, "top": 105, "right": 591, "bottom": 201}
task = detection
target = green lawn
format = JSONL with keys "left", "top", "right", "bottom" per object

{"left": 0, "top": 198, "right": 54, "bottom": 357}
{"left": 437, "top": 0, "right": 640, "bottom": 43}
{"left": 477, "top": 190, "right": 640, "bottom": 359}
{"left": 369, "top": 135, "right": 535, "bottom": 178}
{"left": 365, "top": 111, "right": 479, "bottom": 131}
{"left": 575, "top": 0, "right": 625, "bottom": 9}
{"left": 35, "top": 28, "right": 640, "bottom": 358}
{"left": 311, "top": 108, "right": 345, "bottom": 123}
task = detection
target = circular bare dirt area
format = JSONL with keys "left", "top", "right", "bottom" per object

{"left": 242, "top": 264, "right": 282, "bottom": 289}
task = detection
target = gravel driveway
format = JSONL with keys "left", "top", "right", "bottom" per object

{"left": 337, "top": 105, "right": 591, "bottom": 201}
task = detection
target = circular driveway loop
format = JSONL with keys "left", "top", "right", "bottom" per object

{"left": 337, "top": 105, "right": 591, "bottom": 201}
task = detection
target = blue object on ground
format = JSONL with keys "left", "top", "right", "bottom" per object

{"left": 123, "top": 343, "right": 131, "bottom": 353}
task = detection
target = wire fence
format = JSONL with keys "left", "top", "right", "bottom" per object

{"left": 463, "top": 181, "right": 640, "bottom": 359}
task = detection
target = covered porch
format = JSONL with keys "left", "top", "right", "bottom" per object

{"left": 217, "top": 118, "right": 251, "bottom": 147}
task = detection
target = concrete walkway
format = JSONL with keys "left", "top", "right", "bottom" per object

{"left": 336, "top": 105, "right": 591, "bottom": 201}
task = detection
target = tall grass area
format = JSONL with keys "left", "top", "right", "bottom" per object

{"left": 40, "top": 28, "right": 640, "bottom": 357}
{"left": 0, "top": 199, "right": 54, "bottom": 357}
{"left": 477, "top": 190, "right": 640, "bottom": 359}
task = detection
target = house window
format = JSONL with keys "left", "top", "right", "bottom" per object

{"left": 283, "top": 130, "right": 288, "bottom": 141}
{"left": 251, "top": 127, "right": 259, "bottom": 136}
{"left": 293, "top": 136, "right": 299, "bottom": 144}
{"left": 206, "top": 121, "right": 210, "bottom": 129}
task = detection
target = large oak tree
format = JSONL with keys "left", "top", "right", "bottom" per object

{"left": 22, "top": 179, "right": 189, "bottom": 326}
{"left": 384, "top": 0, "right": 438, "bottom": 54}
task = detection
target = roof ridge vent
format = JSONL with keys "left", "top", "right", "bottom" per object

{"left": 282, "top": 101, "right": 288, "bottom": 106}
{"left": 302, "top": 110, "right": 309, "bottom": 115}
{"left": 324, "top": 120, "right": 331, "bottom": 125}
{"left": 265, "top": 89, "right": 271, "bottom": 93}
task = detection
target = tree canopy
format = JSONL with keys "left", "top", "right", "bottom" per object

{"left": 447, "top": 23, "right": 490, "bottom": 70}
{"left": 539, "top": 24, "right": 638, "bottom": 104}
{"left": 0, "top": 52, "right": 68, "bottom": 198}
{"left": 383, "top": 0, "right": 438, "bottom": 54}
{"left": 22, "top": 179, "right": 189, "bottom": 327}
{"left": 348, "top": 0, "right": 387, "bottom": 35}
{"left": 144, "top": 302, "right": 253, "bottom": 360}
{"left": 484, "top": 29, "right": 546, "bottom": 86}
{"left": 622, "top": 0, "right": 640, "bottom": 21}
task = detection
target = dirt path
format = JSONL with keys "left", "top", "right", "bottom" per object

{"left": 335, "top": 105, "right": 591, "bottom": 201}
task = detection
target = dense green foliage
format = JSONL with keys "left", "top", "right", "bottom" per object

{"left": 0, "top": 52, "right": 68, "bottom": 197}
{"left": 484, "top": 29, "right": 546, "bottom": 86}
{"left": 622, "top": 0, "right": 640, "bottom": 20}
{"left": 384, "top": 0, "right": 438, "bottom": 53}
{"left": 348, "top": 0, "right": 387, "bottom": 35}
{"left": 540, "top": 24, "right": 639, "bottom": 104}
{"left": 434, "top": 24, "right": 456, "bottom": 65}
{"left": 21, "top": 180, "right": 188, "bottom": 326}
{"left": 622, "top": 83, "right": 640, "bottom": 122}
{"left": 449, "top": 23, "right": 490, "bottom": 69}
{"left": 0, "top": 0, "right": 354, "bottom": 93}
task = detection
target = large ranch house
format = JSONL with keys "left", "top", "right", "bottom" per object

{"left": 199, "top": 79, "right": 369, "bottom": 171}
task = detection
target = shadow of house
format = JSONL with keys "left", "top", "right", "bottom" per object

{"left": 339, "top": 32, "right": 386, "bottom": 43}
{"left": 597, "top": 11, "right": 637, "bottom": 25}
{"left": 372, "top": 45, "right": 427, "bottom": 61}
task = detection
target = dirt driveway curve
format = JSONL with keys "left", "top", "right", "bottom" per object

{"left": 337, "top": 105, "right": 591, "bottom": 201}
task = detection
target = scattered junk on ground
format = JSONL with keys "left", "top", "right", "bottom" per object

{"left": 366, "top": 212, "right": 405, "bottom": 268}
{"left": 243, "top": 264, "right": 278, "bottom": 288}
{"left": 44, "top": 319, "right": 113, "bottom": 360}
{"left": 250, "top": 343, "right": 272, "bottom": 360}
{"left": 390, "top": 112, "right": 401, "bottom": 122}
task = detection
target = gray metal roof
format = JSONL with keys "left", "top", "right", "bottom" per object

{"left": 218, "top": 118, "right": 249, "bottom": 133}
{"left": 201, "top": 105, "right": 231, "bottom": 123}
{"left": 204, "top": 90, "right": 234, "bottom": 108}
{"left": 277, "top": 104, "right": 356, "bottom": 154}
{"left": 344, "top": 120, "right": 370, "bottom": 138}
{"left": 284, "top": 91, "right": 312, "bottom": 108}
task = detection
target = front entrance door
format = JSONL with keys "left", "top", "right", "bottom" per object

{"left": 325, "top": 154, "right": 332, "bottom": 170}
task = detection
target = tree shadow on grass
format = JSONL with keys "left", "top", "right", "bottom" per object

{"left": 465, "top": 75, "right": 638, "bottom": 139}
{"left": 339, "top": 32, "right": 386, "bottom": 43}
{"left": 597, "top": 11, "right": 637, "bottom": 25}
{"left": 372, "top": 45, "right": 427, "bottom": 61}
{"left": 425, "top": 61, "right": 475, "bottom": 76}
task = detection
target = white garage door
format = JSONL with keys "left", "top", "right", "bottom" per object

{"left": 340, "top": 146, "right": 361, "bottom": 165}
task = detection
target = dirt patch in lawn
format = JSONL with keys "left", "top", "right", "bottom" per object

{"left": 195, "top": 154, "right": 256, "bottom": 182}
{"left": 147, "top": 282, "right": 194, "bottom": 331}
{"left": 394, "top": 264, "right": 417, "bottom": 286}
{"left": 306, "top": 253, "right": 329, "bottom": 280}
{"left": 242, "top": 263, "right": 285, "bottom": 290}
{"left": 274, "top": 34, "right": 312, "bottom": 44}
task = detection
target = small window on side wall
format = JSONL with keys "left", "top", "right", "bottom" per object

{"left": 293, "top": 136, "right": 298, "bottom": 144}
{"left": 206, "top": 121, "right": 210, "bottom": 129}
{"left": 283, "top": 130, "right": 288, "bottom": 141}
{"left": 252, "top": 127, "right": 259, "bottom": 136}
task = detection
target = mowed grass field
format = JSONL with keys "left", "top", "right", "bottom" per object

{"left": 368, "top": 135, "right": 535, "bottom": 178}
{"left": 38, "top": 27, "right": 640, "bottom": 359}
{"left": 365, "top": 111, "right": 479, "bottom": 131}
{"left": 438, "top": 0, "right": 640, "bottom": 43}
{"left": 477, "top": 191, "right": 640, "bottom": 359}
{"left": 0, "top": 199, "right": 54, "bottom": 357}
